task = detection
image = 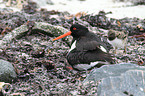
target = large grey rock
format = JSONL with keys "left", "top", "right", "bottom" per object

{"left": 83, "top": 63, "right": 145, "bottom": 83}
{"left": 0, "top": 59, "right": 17, "bottom": 83}
{"left": 97, "top": 70, "right": 145, "bottom": 96}
{"left": 83, "top": 63, "right": 145, "bottom": 96}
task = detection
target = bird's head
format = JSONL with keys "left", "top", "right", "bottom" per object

{"left": 53, "top": 24, "right": 88, "bottom": 41}
{"left": 108, "top": 30, "right": 116, "bottom": 41}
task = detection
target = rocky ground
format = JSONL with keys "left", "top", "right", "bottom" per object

{"left": 0, "top": 0, "right": 145, "bottom": 95}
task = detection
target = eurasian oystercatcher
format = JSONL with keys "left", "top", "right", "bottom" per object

{"left": 107, "top": 30, "right": 128, "bottom": 54}
{"left": 53, "top": 24, "right": 114, "bottom": 71}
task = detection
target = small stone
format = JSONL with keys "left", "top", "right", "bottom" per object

{"left": 0, "top": 60, "right": 17, "bottom": 83}
{"left": 70, "top": 90, "right": 79, "bottom": 95}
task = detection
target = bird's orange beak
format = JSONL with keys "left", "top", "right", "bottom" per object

{"left": 53, "top": 31, "right": 72, "bottom": 41}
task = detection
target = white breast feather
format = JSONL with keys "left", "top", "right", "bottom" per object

{"left": 69, "top": 40, "right": 76, "bottom": 52}
{"left": 100, "top": 46, "right": 107, "bottom": 52}
{"left": 74, "top": 61, "right": 110, "bottom": 71}
{"left": 107, "top": 38, "right": 126, "bottom": 48}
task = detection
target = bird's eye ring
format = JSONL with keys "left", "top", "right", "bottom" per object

{"left": 73, "top": 27, "right": 76, "bottom": 30}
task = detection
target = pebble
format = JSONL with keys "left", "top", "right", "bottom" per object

{"left": 0, "top": 59, "right": 17, "bottom": 83}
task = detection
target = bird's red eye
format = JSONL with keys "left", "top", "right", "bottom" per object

{"left": 73, "top": 27, "right": 76, "bottom": 30}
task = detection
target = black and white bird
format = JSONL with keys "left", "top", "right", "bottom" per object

{"left": 53, "top": 24, "right": 114, "bottom": 71}
{"left": 107, "top": 30, "right": 128, "bottom": 54}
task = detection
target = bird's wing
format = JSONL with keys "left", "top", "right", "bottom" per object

{"left": 76, "top": 37, "right": 104, "bottom": 51}
{"left": 117, "top": 31, "right": 128, "bottom": 40}
{"left": 67, "top": 48, "right": 114, "bottom": 65}
{"left": 83, "top": 50, "right": 114, "bottom": 63}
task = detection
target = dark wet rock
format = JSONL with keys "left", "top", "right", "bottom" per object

{"left": 0, "top": 59, "right": 17, "bottom": 83}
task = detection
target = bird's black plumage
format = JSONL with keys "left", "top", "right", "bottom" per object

{"left": 66, "top": 24, "right": 114, "bottom": 71}
{"left": 70, "top": 24, "right": 108, "bottom": 52}
{"left": 53, "top": 24, "right": 114, "bottom": 71}
{"left": 67, "top": 48, "right": 113, "bottom": 70}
